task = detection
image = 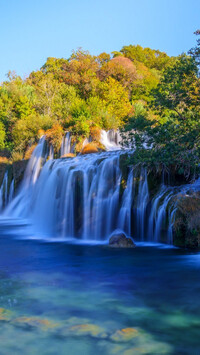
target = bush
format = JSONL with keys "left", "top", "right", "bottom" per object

{"left": 45, "top": 124, "right": 64, "bottom": 154}
{"left": 11, "top": 151, "right": 24, "bottom": 162}
{"left": 90, "top": 126, "right": 101, "bottom": 142}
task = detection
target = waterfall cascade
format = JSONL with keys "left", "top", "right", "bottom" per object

{"left": 60, "top": 132, "right": 72, "bottom": 157}
{"left": 100, "top": 130, "right": 121, "bottom": 151}
{"left": 0, "top": 172, "right": 15, "bottom": 212}
{"left": 1, "top": 133, "right": 200, "bottom": 244}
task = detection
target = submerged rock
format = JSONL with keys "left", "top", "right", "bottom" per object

{"left": 109, "top": 232, "right": 136, "bottom": 248}
{"left": 61, "top": 323, "right": 107, "bottom": 339}
{"left": 110, "top": 327, "right": 139, "bottom": 342}
{"left": 12, "top": 316, "right": 59, "bottom": 330}
{"left": 0, "top": 308, "right": 13, "bottom": 321}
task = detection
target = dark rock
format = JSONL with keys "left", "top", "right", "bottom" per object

{"left": 173, "top": 192, "right": 200, "bottom": 249}
{"left": 109, "top": 232, "right": 136, "bottom": 248}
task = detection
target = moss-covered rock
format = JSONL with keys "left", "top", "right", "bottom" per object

{"left": 109, "top": 232, "right": 136, "bottom": 248}
{"left": 67, "top": 323, "right": 106, "bottom": 338}
{"left": 110, "top": 327, "right": 140, "bottom": 342}
{"left": 12, "top": 316, "right": 59, "bottom": 330}
{"left": 12, "top": 160, "right": 28, "bottom": 188}
{"left": 173, "top": 192, "right": 200, "bottom": 249}
{"left": 0, "top": 308, "right": 13, "bottom": 321}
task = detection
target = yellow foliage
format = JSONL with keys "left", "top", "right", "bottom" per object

{"left": 90, "top": 126, "right": 101, "bottom": 142}
{"left": 24, "top": 144, "right": 37, "bottom": 160}
{"left": 61, "top": 153, "right": 75, "bottom": 158}
{"left": 11, "top": 151, "right": 23, "bottom": 162}
{"left": 0, "top": 157, "right": 9, "bottom": 164}
{"left": 45, "top": 124, "right": 64, "bottom": 153}
{"left": 81, "top": 143, "right": 99, "bottom": 154}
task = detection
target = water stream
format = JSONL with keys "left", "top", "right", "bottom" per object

{"left": 0, "top": 134, "right": 200, "bottom": 244}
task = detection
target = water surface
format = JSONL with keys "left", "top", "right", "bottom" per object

{"left": 0, "top": 223, "right": 200, "bottom": 355}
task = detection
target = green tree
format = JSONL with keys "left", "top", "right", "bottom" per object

{"left": 189, "top": 30, "right": 200, "bottom": 68}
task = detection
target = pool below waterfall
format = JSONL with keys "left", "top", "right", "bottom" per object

{"left": 0, "top": 223, "right": 199, "bottom": 355}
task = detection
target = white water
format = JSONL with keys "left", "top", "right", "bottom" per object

{"left": 1, "top": 134, "right": 200, "bottom": 244}
{"left": 100, "top": 130, "right": 121, "bottom": 151}
{"left": 60, "top": 132, "right": 71, "bottom": 156}
{"left": 0, "top": 171, "right": 8, "bottom": 211}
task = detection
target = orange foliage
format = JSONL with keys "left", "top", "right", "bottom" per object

{"left": 24, "top": 144, "right": 37, "bottom": 160}
{"left": 98, "top": 56, "right": 138, "bottom": 90}
{"left": 81, "top": 143, "right": 99, "bottom": 154}
{"left": 45, "top": 124, "right": 64, "bottom": 153}
{"left": 0, "top": 157, "right": 9, "bottom": 164}
{"left": 61, "top": 153, "right": 75, "bottom": 158}
{"left": 90, "top": 126, "right": 101, "bottom": 142}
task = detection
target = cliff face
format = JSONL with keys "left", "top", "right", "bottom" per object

{"left": 173, "top": 192, "right": 200, "bottom": 249}
{"left": 0, "top": 160, "right": 28, "bottom": 207}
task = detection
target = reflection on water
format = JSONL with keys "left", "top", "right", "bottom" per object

{"left": 0, "top": 224, "right": 200, "bottom": 354}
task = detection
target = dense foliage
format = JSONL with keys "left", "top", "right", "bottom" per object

{"left": 0, "top": 33, "right": 199, "bottom": 177}
{"left": 123, "top": 32, "right": 200, "bottom": 178}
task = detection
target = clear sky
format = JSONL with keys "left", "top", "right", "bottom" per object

{"left": 0, "top": 0, "right": 199, "bottom": 82}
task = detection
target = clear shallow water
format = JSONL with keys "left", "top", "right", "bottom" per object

{"left": 0, "top": 224, "right": 200, "bottom": 354}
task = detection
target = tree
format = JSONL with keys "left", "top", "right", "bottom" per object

{"left": 97, "top": 77, "right": 132, "bottom": 129}
{"left": 123, "top": 54, "right": 200, "bottom": 176}
{"left": 152, "top": 54, "right": 200, "bottom": 119}
{"left": 189, "top": 30, "right": 200, "bottom": 68}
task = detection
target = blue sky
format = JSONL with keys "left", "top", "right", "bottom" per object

{"left": 0, "top": 0, "right": 199, "bottom": 82}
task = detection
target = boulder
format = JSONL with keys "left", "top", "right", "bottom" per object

{"left": 109, "top": 232, "right": 136, "bottom": 248}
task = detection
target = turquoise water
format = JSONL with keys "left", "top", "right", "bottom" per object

{"left": 0, "top": 225, "right": 200, "bottom": 354}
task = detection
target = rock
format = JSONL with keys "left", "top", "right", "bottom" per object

{"left": 110, "top": 327, "right": 139, "bottom": 342}
{"left": 12, "top": 316, "right": 59, "bottom": 330}
{"left": 173, "top": 192, "right": 200, "bottom": 249}
{"left": 0, "top": 308, "right": 13, "bottom": 321}
{"left": 62, "top": 323, "right": 107, "bottom": 338}
{"left": 109, "top": 233, "right": 136, "bottom": 248}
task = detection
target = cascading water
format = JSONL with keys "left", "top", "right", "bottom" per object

{"left": 0, "top": 172, "right": 15, "bottom": 211}
{"left": 135, "top": 168, "right": 149, "bottom": 240}
{"left": 2, "top": 134, "right": 200, "bottom": 244}
{"left": 60, "top": 132, "right": 71, "bottom": 156}
{"left": 0, "top": 171, "right": 8, "bottom": 211}
{"left": 5, "top": 136, "right": 47, "bottom": 217}
{"left": 100, "top": 130, "right": 121, "bottom": 151}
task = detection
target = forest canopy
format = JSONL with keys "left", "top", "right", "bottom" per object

{"left": 0, "top": 33, "right": 200, "bottom": 175}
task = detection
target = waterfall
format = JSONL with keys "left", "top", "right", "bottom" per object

{"left": 0, "top": 171, "right": 8, "bottom": 211}
{"left": 5, "top": 151, "right": 123, "bottom": 240}
{"left": 5, "top": 136, "right": 47, "bottom": 217}
{"left": 117, "top": 169, "right": 133, "bottom": 236}
{"left": 0, "top": 172, "right": 15, "bottom": 211}
{"left": 8, "top": 179, "right": 14, "bottom": 203}
{"left": 100, "top": 130, "right": 121, "bottom": 151}
{"left": 60, "top": 132, "right": 71, "bottom": 157}
{"left": 135, "top": 168, "right": 149, "bottom": 240}
{"left": 49, "top": 145, "right": 54, "bottom": 159}
{"left": 2, "top": 135, "right": 200, "bottom": 244}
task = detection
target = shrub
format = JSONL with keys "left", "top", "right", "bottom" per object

{"left": 45, "top": 124, "right": 64, "bottom": 154}
{"left": 11, "top": 151, "right": 24, "bottom": 162}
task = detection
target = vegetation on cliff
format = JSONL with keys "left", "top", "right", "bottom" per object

{"left": 123, "top": 32, "right": 200, "bottom": 178}
{"left": 0, "top": 42, "right": 176, "bottom": 157}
